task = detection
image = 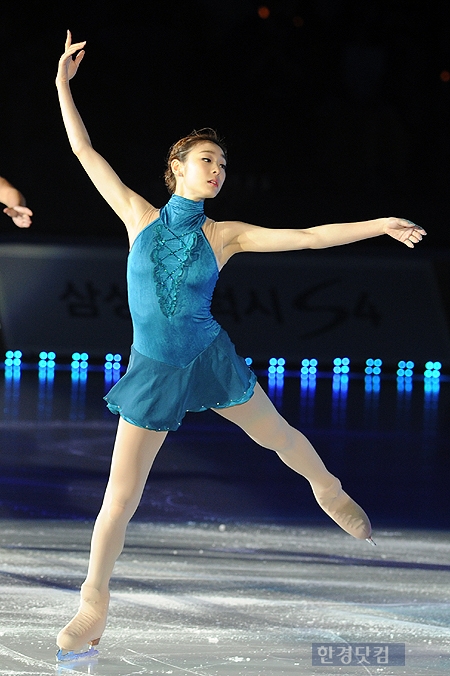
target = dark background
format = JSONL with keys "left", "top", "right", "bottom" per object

{"left": 1, "top": 0, "right": 449, "bottom": 249}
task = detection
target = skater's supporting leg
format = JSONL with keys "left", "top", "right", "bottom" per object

{"left": 213, "top": 383, "right": 371, "bottom": 539}
{"left": 57, "top": 418, "right": 167, "bottom": 653}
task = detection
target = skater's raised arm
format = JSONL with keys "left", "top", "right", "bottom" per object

{"left": 218, "top": 216, "right": 426, "bottom": 260}
{"left": 55, "top": 31, "right": 154, "bottom": 238}
{"left": 0, "top": 177, "right": 32, "bottom": 228}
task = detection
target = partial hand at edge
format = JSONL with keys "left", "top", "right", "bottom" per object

{"left": 3, "top": 205, "right": 33, "bottom": 228}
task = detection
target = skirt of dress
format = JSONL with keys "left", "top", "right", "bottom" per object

{"left": 104, "top": 328, "right": 257, "bottom": 431}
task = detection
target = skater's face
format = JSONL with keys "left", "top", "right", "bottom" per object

{"left": 172, "top": 142, "right": 226, "bottom": 201}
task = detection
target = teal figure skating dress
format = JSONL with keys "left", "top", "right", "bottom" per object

{"left": 104, "top": 194, "right": 256, "bottom": 431}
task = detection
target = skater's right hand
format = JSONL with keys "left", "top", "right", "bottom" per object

{"left": 56, "top": 30, "right": 86, "bottom": 85}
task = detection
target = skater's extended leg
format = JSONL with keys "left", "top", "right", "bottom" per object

{"left": 57, "top": 418, "right": 167, "bottom": 655}
{"left": 213, "top": 383, "right": 371, "bottom": 539}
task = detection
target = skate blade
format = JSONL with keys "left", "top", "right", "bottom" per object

{"left": 56, "top": 645, "right": 99, "bottom": 662}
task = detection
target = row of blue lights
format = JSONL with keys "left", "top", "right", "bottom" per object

{"left": 265, "top": 358, "right": 444, "bottom": 378}
{"left": 2, "top": 352, "right": 447, "bottom": 377}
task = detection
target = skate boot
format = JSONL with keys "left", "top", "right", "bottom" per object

{"left": 56, "top": 584, "right": 109, "bottom": 661}
{"left": 312, "top": 477, "right": 375, "bottom": 544}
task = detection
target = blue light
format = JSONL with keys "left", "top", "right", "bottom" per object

{"left": 424, "top": 361, "right": 441, "bottom": 379}
{"left": 5, "top": 350, "right": 21, "bottom": 368}
{"left": 39, "top": 351, "right": 56, "bottom": 369}
{"left": 105, "top": 353, "right": 122, "bottom": 371}
{"left": 366, "top": 358, "right": 382, "bottom": 376}
{"left": 301, "top": 358, "right": 318, "bottom": 375}
{"left": 397, "top": 360, "right": 414, "bottom": 378}
{"left": 245, "top": 357, "right": 253, "bottom": 366}
{"left": 333, "top": 357, "right": 350, "bottom": 375}
{"left": 73, "top": 352, "right": 89, "bottom": 370}
{"left": 269, "top": 357, "right": 285, "bottom": 374}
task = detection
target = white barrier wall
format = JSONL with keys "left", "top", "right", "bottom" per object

{"left": 0, "top": 243, "right": 449, "bottom": 366}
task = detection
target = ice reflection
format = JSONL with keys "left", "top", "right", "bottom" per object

{"left": 3, "top": 364, "right": 21, "bottom": 419}
{"left": 299, "top": 372, "right": 316, "bottom": 426}
{"left": 70, "top": 369, "right": 88, "bottom": 421}
{"left": 331, "top": 373, "right": 348, "bottom": 427}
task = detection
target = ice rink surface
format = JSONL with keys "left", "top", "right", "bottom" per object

{"left": 0, "top": 521, "right": 450, "bottom": 675}
{"left": 0, "top": 367, "right": 449, "bottom": 674}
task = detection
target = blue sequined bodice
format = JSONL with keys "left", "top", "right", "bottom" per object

{"left": 127, "top": 195, "right": 221, "bottom": 368}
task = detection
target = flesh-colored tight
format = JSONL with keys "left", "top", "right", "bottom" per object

{"left": 84, "top": 383, "right": 336, "bottom": 593}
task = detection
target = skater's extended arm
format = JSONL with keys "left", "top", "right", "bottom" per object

{"left": 55, "top": 31, "right": 154, "bottom": 238}
{"left": 218, "top": 216, "right": 426, "bottom": 260}
{"left": 0, "top": 177, "right": 32, "bottom": 228}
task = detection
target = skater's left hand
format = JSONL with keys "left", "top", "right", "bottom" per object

{"left": 384, "top": 217, "right": 426, "bottom": 248}
{"left": 3, "top": 205, "right": 32, "bottom": 228}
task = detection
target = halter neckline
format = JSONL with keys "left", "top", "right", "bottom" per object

{"left": 168, "top": 194, "right": 204, "bottom": 215}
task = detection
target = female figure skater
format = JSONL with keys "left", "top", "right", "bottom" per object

{"left": 55, "top": 32, "right": 426, "bottom": 661}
